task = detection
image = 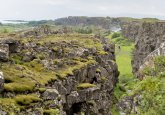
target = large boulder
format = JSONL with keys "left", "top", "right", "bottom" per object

{"left": 43, "top": 89, "right": 60, "bottom": 100}
{"left": 0, "top": 71, "right": 4, "bottom": 92}
{"left": 0, "top": 44, "right": 9, "bottom": 61}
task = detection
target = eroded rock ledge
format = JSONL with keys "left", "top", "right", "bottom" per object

{"left": 0, "top": 28, "right": 119, "bottom": 115}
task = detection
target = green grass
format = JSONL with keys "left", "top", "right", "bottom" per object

{"left": 14, "top": 94, "right": 42, "bottom": 106}
{"left": 130, "top": 76, "right": 165, "bottom": 114}
{"left": 107, "top": 32, "right": 134, "bottom": 82}
{"left": 116, "top": 45, "right": 134, "bottom": 78}
{"left": 43, "top": 109, "right": 60, "bottom": 115}
{"left": 0, "top": 24, "right": 31, "bottom": 33}
{"left": 0, "top": 94, "right": 42, "bottom": 113}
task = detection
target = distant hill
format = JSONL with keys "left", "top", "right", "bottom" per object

{"left": 54, "top": 16, "right": 121, "bottom": 29}
{"left": 54, "top": 16, "right": 161, "bottom": 30}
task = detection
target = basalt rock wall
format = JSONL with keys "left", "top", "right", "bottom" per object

{"left": 122, "top": 22, "right": 165, "bottom": 75}
{"left": 0, "top": 30, "right": 119, "bottom": 115}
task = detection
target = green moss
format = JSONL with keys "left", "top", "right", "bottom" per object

{"left": 97, "top": 50, "right": 108, "bottom": 55}
{"left": 0, "top": 98, "right": 20, "bottom": 113}
{"left": 20, "top": 38, "right": 34, "bottom": 44}
{"left": 53, "top": 59, "right": 61, "bottom": 65}
{"left": 0, "top": 94, "right": 42, "bottom": 113}
{"left": 77, "top": 83, "right": 96, "bottom": 89}
{"left": 81, "top": 112, "right": 85, "bottom": 115}
{"left": 2, "top": 64, "right": 36, "bottom": 92}
{"left": 56, "top": 58, "right": 96, "bottom": 79}
{"left": 101, "top": 76, "right": 108, "bottom": 82}
{"left": 37, "top": 53, "right": 46, "bottom": 60}
{"left": 43, "top": 100, "right": 55, "bottom": 106}
{"left": 2, "top": 61, "right": 56, "bottom": 93}
{"left": 43, "top": 109, "right": 60, "bottom": 115}
{"left": 24, "top": 59, "right": 44, "bottom": 72}
{"left": 52, "top": 47, "right": 59, "bottom": 52}
{"left": 37, "top": 88, "right": 47, "bottom": 93}
{"left": 96, "top": 68, "right": 101, "bottom": 73}
{"left": 36, "top": 34, "right": 103, "bottom": 52}
{"left": 4, "top": 82, "right": 35, "bottom": 92}
{"left": 14, "top": 94, "right": 42, "bottom": 106}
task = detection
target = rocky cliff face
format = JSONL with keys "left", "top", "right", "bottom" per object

{"left": 54, "top": 16, "right": 121, "bottom": 30}
{"left": 121, "top": 21, "right": 141, "bottom": 41}
{"left": 0, "top": 27, "right": 119, "bottom": 115}
{"left": 122, "top": 22, "right": 165, "bottom": 75}
{"left": 118, "top": 21, "right": 165, "bottom": 115}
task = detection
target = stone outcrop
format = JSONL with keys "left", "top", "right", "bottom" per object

{"left": 122, "top": 22, "right": 165, "bottom": 75}
{"left": 0, "top": 32, "right": 119, "bottom": 115}
{"left": 19, "top": 25, "right": 53, "bottom": 38}
{"left": 121, "top": 21, "right": 141, "bottom": 41}
{"left": 139, "top": 42, "right": 165, "bottom": 71}
{"left": 0, "top": 44, "right": 9, "bottom": 61}
{"left": 0, "top": 71, "right": 4, "bottom": 92}
{"left": 118, "top": 21, "right": 165, "bottom": 115}
{"left": 118, "top": 95, "right": 142, "bottom": 115}
{"left": 55, "top": 16, "right": 121, "bottom": 30}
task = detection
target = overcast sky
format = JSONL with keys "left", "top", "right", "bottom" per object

{"left": 0, "top": 0, "right": 164, "bottom": 20}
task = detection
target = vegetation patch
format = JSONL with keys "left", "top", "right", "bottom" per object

{"left": 43, "top": 109, "right": 60, "bottom": 115}
{"left": 130, "top": 76, "right": 165, "bottom": 114}
{"left": 14, "top": 94, "right": 42, "bottom": 106}
{"left": 77, "top": 83, "right": 96, "bottom": 89}
{"left": 0, "top": 98, "right": 19, "bottom": 113}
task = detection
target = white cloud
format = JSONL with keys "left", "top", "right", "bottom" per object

{"left": 46, "top": 0, "right": 69, "bottom": 6}
{"left": 0, "top": 0, "right": 165, "bottom": 20}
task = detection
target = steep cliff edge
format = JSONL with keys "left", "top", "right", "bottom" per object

{"left": 0, "top": 27, "right": 119, "bottom": 115}
{"left": 122, "top": 22, "right": 165, "bottom": 75}
{"left": 118, "top": 21, "right": 165, "bottom": 114}
{"left": 121, "top": 21, "right": 141, "bottom": 41}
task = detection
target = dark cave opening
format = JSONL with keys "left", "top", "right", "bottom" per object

{"left": 72, "top": 102, "right": 82, "bottom": 114}
{"left": 65, "top": 102, "right": 85, "bottom": 115}
{"left": 8, "top": 43, "right": 18, "bottom": 53}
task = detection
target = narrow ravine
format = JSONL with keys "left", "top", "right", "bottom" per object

{"left": 107, "top": 32, "right": 136, "bottom": 114}
{"left": 109, "top": 22, "right": 165, "bottom": 114}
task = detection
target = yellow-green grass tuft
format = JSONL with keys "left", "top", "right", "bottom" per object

{"left": 77, "top": 83, "right": 96, "bottom": 89}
